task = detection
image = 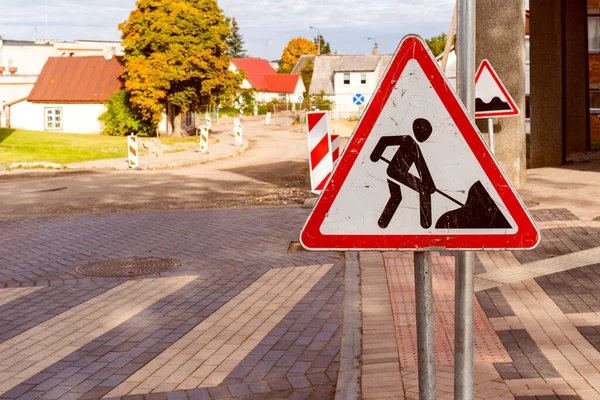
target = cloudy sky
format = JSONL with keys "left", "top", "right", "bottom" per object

{"left": 0, "top": 0, "right": 456, "bottom": 59}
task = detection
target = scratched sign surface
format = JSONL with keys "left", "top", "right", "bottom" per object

{"left": 300, "top": 35, "right": 539, "bottom": 251}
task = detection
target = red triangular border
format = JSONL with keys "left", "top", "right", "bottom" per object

{"left": 300, "top": 36, "right": 539, "bottom": 251}
{"left": 474, "top": 59, "right": 520, "bottom": 119}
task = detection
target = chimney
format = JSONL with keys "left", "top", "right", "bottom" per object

{"left": 103, "top": 46, "right": 115, "bottom": 60}
{"left": 372, "top": 44, "right": 378, "bottom": 55}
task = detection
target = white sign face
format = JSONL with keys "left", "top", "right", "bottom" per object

{"left": 300, "top": 36, "right": 539, "bottom": 251}
{"left": 293, "top": 93, "right": 303, "bottom": 103}
{"left": 320, "top": 59, "right": 516, "bottom": 236}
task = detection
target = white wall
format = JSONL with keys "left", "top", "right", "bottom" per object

{"left": 0, "top": 77, "right": 35, "bottom": 106}
{"left": 329, "top": 69, "right": 379, "bottom": 119}
{"left": 9, "top": 101, "right": 106, "bottom": 133}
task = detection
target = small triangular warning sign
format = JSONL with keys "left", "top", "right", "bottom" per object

{"left": 475, "top": 59, "right": 520, "bottom": 119}
{"left": 300, "top": 36, "right": 539, "bottom": 251}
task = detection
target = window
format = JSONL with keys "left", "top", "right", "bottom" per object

{"left": 343, "top": 73, "right": 350, "bottom": 85}
{"left": 45, "top": 107, "right": 62, "bottom": 131}
{"left": 360, "top": 74, "right": 367, "bottom": 85}
{"left": 589, "top": 16, "right": 600, "bottom": 53}
{"left": 590, "top": 90, "right": 600, "bottom": 113}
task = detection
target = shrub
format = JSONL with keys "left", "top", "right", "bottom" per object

{"left": 99, "top": 90, "right": 157, "bottom": 137}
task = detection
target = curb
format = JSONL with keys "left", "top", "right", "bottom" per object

{"left": 335, "top": 251, "right": 362, "bottom": 400}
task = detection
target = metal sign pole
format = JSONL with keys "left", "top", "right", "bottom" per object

{"left": 456, "top": 0, "right": 475, "bottom": 399}
{"left": 488, "top": 118, "right": 494, "bottom": 154}
{"left": 414, "top": 251, "right": 436, "bottom": 399}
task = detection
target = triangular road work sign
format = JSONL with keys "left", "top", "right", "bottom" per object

{"left": 300, "top": 36, "right": 539, "bottom": 251}
{"left": 475, "top": 59, "right": 520, "bottom": 119}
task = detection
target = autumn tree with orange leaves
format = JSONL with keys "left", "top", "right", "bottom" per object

{"left": 120, "top": 0, "right": 242, "bottom": 136}
{"left": 278, "top": 37, "right": 317, "bottom": 74}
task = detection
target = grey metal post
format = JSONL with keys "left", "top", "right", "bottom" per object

{"left": 488, "top": 118, "right": 494, "bottom": 154}
{"left": 456, "top": 0, "right": 476, "bottom": 399}
{"left": 414, "top": 251, "right": 436, "bottom": 399}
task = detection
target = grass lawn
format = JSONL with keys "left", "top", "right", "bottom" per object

{"left": 0, "top": 129, "right": 199, "bottom": 165}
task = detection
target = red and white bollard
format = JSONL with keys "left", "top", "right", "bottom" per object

{"left": 205, "top": 113, "right": 211, "bottom": 130}
{"left": 199, "top": 126, "right": 209, "bottom": 153}
{"left": 239, "top": 107, "right": 244, "bottom": 120}
{"left": 234, "top": 117, "right": 243, "bottom": 146}
{"left": 306, "top": 111, "right": 333, "bottom": 193}
{"left": 128, "top": 133, "right": 138, "bottom": 169}
{"left": 330, "top": 134, "right": 341, "bottom": 166}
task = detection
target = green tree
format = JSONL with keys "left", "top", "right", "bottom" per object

{"left": 313, "top": 35, "right": 331, "bottom": 55}
{"left": 300, "top": 58, "right": 314, "bottom": 93}
{"left": 425, "top": 33, "right": 448, "bottom": 57}
{"left": 120, "top": 0, "right": 242, "bottom": 136}
{"left": 310, "top": 91, "right": 333, "bottom": 110}
{"left": 278, "top": 37, "right": 317, "bottom": 73}
{"left": 226, "top": 17, "right": 246, "bottom": 58}
{"left": 99, "top": 90, "right": 157, "bottom": 137}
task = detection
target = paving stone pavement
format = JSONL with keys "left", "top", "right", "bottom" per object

{"left": 0, "top": 206, "right": 343, "bottom": 399}
{"left": 359, "top": 207, "right": 600, "bottom": 399}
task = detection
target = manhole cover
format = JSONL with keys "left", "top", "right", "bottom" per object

{"left": 76, "top": 257, "right": 181, "bottom": 277}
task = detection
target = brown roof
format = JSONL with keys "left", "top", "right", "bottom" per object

{"left": 28, "top": 56, "right": 123, "bottom": 103}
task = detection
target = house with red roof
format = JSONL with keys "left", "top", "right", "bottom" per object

{"left": 6, "top": 54, "right": 195, "bottom": 135}
{"left": 7, "top": 55, "right": 125, "bottom": 133}
{"left": 229, "top": 57, "right": 305, "bottom": 103}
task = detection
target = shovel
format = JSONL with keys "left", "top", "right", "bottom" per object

{"left": 377, "top": 156, "right": 511, "bottom": 229}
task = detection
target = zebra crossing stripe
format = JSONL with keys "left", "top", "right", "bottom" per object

{"left": 107, "top": 264, "right": 332, "bottom": 396}
{"left": 0, "top": 287, "right": 42, "bottom": 308}
{"left": 0, "top": 276, "right": 196, "bottom": 395}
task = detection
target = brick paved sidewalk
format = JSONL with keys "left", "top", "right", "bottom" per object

{"left": 0, "top": 207, "right": 343, "bottom": 399}
{"left": 359, "top": 207, "right": 600, "bottom": 400}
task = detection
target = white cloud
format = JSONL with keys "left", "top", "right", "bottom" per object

{"left": 0, "top": 0, "right": 454, "bottom": 58}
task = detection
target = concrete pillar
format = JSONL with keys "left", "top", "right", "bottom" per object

{"left": 476, "top": 0, "right": 527, "bottom": 187}
{"left": 565, "top": 0, "right": 590, "bottom": 154}
{"left": 530, "top": 0, "right": 589, "bottom": 167}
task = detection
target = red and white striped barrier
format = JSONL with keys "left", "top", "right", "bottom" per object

{"left": 330, "top": 134, "right": 341, "bottom": 166}
{"left": 199, "top": 126, "right": 209, "bottom": 152}
{"left": 265, "top": 112, "right": 271, "bottom": 125}
{"left": 128, "top": 134, "right": 138, "bottom": 169}
{"left": 306, "top": 111, "right": 333, "bottom": 193}
{"left": 239, "top": 107, "right": 244, "bottom": 119}
{"left": 234, "top": 117, "right": 243, "bottom": 145}
{"left": 205, "top": 113, "right": 211, "bottom": 130}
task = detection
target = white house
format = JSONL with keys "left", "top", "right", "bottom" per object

{"left": 0, "top": 37, "right": 123, "bottom": 127}
{"left": 229, "top": 57, "right": 305, "bottom": 103}
{"left": 7, "top": 55, "right": 123, "bottom": 134}
{"left": 292, "top": 54, "right": 392, "bottom": 119}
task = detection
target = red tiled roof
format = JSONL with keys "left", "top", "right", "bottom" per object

{"left": 263, "top": 74, "right": 301, "bottom": 94}
{"left": 231, "top": 57, "right": 276, "bottom": 91}
{"left": 28, "top": 56, "right": 123, "bottom": 103}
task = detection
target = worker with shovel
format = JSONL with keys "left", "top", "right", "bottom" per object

{"left": 370, "top": 118, "right": 436, "bottom": 229}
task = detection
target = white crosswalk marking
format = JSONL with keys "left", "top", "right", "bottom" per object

{"left": 107, "top": 264, "right": 333, "bottom": 396}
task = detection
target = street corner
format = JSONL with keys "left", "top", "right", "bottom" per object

{"left": 0, "top": 207, "right": 345, "bottom": 399}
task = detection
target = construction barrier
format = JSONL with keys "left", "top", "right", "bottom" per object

{"left": 234, "top": 117, "right": 243, "bottom": 145}
{"left": 266, "top": 112, "right": 271, "bottom": 125}
{"left": 128, "top": 133, "right": 138, "bottom": 169}
{"left": 330, "top": 134, "right": 341, "bottom": 166}
{"left": 199, "top": 126, "right": 209, "bottom": 152}
{"left": 205, "top": 113, "right": 212, "bottom": 130}
{"left": 306, "top": 111, "right": 333, "bottom": 193}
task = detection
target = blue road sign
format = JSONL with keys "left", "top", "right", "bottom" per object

{"left": 353, "top": 93, "right": 365, "bottom": 106}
